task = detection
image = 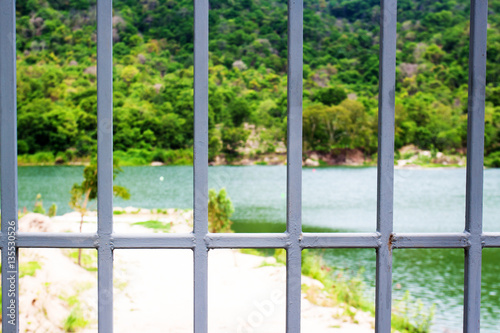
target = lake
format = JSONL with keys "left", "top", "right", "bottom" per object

{"left": 12, "top": 165, "right": 500, "bottom": 332}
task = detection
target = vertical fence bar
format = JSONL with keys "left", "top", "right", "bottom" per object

{"left": 375, "top": 0, "right": 397, "bottom": 331}
{"left": 193, "top": 0, "right": 209, "bottom": 331}
{"left": 0, "top": 0, "right": 19, "bottom": 331}
{"left": 97, "top": 0, "right": 114, "bottom": 331}
{"left": 464, "top": 0, "right": 487, "bottom": 330}
{"left": 286, "top": 0, "right": 303, "bottom": 331}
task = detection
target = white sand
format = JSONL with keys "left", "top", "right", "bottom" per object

{"left": 16, "top": 211, "right": 374, "bottom": 332}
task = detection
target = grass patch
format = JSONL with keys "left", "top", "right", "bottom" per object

{"left": 63, "top": 307, "right": 89, "bottom": 332}
{"left": 114, "top": 148, "right": 193, "bottom": 166}
{"left": 18, "top": 152, "right": 56, "bottom": 165}
{"left": 392, "top": 291, "right": 436, "bottom": 333}
{"left": 60, "top": 284, "right": 93, "bottom": 332}
{"left": 66, "top": 249, "right": 97, "bottom": 272}
{"left": 132, "top": 220, "right": 172, "bottom": 233}
{"left": 19, "top": 261, "right": 42, "bottom": 278}
{"left": 152, "top": 208, "right": 169, "bottom": 214}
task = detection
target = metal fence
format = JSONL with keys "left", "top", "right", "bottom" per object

{"left": 0, "top": 0, "right": 497, "bottom": 332}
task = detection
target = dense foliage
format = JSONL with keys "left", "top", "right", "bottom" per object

{"left": 208, "top": 188, "right": 234, "bottom": 233}
{"left": 14, "top": 0, "right": 500, "bottom": 165}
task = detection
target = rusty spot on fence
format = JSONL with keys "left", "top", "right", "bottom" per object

{"left": 388, "top": 233, "right": 395, "bottom": 253}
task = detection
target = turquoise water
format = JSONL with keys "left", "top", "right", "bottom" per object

{"left": 12, "top": 166, "right": 500, "bottom": 331}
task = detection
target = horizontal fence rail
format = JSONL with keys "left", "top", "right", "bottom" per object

{"left": 9, "top": 231, "right": 500, "bottom": 250}
{"left": 0, "top": 0, "right": 494, "bottom": 332}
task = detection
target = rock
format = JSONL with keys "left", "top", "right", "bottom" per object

{"left": 153, "top": 83, "right": 163, "bottom": 93}
{"left": 83, "top": 66, "right": 97, "bottom": 76}
{"left": 68, "top": 60, "right": 78, "bottom": 66}
{"left": 398, "top": 144, "right": 420, "bottom": 155}
{"left": 399, "top": 63, "right": 418, "bottom": 78}
{"left": 345, "top": 149, "right": 365, "bottom": 165}
{"left": 238, "top": 158, "right": 252, "bottom": 166}
{"left": 232, "top": 60, "right": 247, "bottom": 71}
{"left": 19, "top": 213, "right": 52, "bottom": 232}
{"left": 420, "top": 150, "right": 432, "bottom": 158}
{"left": 151, "top": 161, "right": 164, "bottom": 166}
{"left": 29, "top": 16, "right": 44, "bottom": 28}
{"left": 113, "top": 28, "right": 120, "bottom": 43}
{"left": 138, "top": 53, "right": 146, "bottom": 64}
{"left": 304, "top": 158, "right": 320, "bottom": 167}
{"left": 112, "top": 15, "right": 125, "bottom": 27}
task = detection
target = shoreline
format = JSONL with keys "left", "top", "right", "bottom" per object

{"left": 16, "top": 158, "right": 469, "bottom": 169}
{"left": 16, "top": 144, "right": 472, "bottom": 168}
{"left": 11, "top": 210, "right": 434, "bottom": 332}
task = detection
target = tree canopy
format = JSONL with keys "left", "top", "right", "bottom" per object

{"left": 14, "top": 0, "right": 500, "bottom": 165}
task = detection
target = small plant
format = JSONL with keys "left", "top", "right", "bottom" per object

{"left": 63, "top": 302, "right": 89, "bottom": 332}
{"left": 67, "top": 250, "right": 97, "bottom": 272}
{"left": 132, "top": 220, "right": 172, "bottom": 233}
{"left": 48, "top": 203, "right": 57, "bottom": 217}
{"left": 33, "top": 193, "right": 45, "bottom": 214}
{"left": 208, "top": 188, "right": 234, "bottom": 233}
{"left": 69, "top": 158, "right": 130, "bottom": 265}
{"left": 392, "top": 290, "right": 435, "bottom": 333}
{"left": 61, "top": 284, "right": 93, "bottom": 332}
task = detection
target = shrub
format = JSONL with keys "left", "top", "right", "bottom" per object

{"left": 48, "top": 203, "right": 57, "bottom": 217}
{"left": 485, "top": 151, "right": 500, "bottom": 168}
{"left": 33, "top": 193, "right": 45, "bottom": 214}
{"left": 208, "top": 188, "right": 234, "bottom": 233}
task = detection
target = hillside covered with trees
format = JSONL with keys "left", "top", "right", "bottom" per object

{"left": 14, "top": 0, "right": 500, "bottom": 166}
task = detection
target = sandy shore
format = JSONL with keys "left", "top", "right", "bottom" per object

{"left": 15, "top": 211, "right": 374, "bottom": 332}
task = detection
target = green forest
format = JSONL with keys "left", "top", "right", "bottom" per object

{"left": 13, "top": 0, "right": 500, "bottom": 166}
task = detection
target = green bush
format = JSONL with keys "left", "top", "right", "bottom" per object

{"left": 48, "top": 203, "right": 57, "bottom": 217}
{"left": 485, "top": 151, "right": 500, "bottom": 168}
{"left": 208, "top": 188, "right": 234, "bottom": 233}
